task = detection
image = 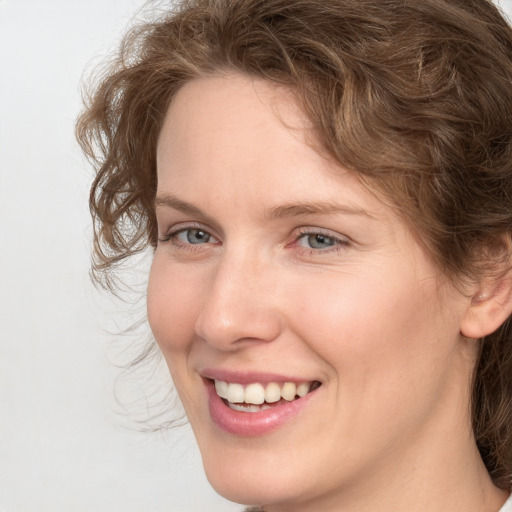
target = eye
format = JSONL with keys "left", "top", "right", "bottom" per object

{"left": 175, "top": 228, "right": 214, "bottom": 245}
{"left": 159, "top": 225, "right": 220, "bottom": 247}
{"left": 290, "top": 228, "right": 350, "bottom": 254}
{"left": 297, "top": 233, "right": 339, "bottom": 250}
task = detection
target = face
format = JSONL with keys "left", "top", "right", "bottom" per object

{"left": 148, "top": 73, "right": 475, "bottom": 510}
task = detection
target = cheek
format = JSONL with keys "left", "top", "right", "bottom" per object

{"left": 147, "top": 255, "right": 202, "bottom": 354}
{"left": 147, "top": 256, "right": 207, "bottom": 415}
{"left": 288, "top": 266, "right": 456, "bottom": 394}
{"left": 285, "top": 270, "right": 462, "bottom": 452}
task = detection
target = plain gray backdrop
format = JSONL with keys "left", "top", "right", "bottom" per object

{"left": 0, "top": 1, "right": 238, "bottom": 511}
{"left": 1, "top": 0, "right": 511, "bottom": 511}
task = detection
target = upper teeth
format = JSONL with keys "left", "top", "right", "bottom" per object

{"left": 214, "top": 380, "right": 314, "bottom": 405}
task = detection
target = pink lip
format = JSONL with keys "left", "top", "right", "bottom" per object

{"left": 201, "top": 367, "right": 313, "bottom": 385}
{"left": 204, "top": 378, "right": 318, "bottom": 437}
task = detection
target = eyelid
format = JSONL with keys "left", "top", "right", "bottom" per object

{"left": 287, "top": 226, "right": 351, "bottom": 253}
{"left": 294, "top": 226, "right": 350, "bottom": 242}
{"left": 158, "top": 222, "right": 221, "bottom": 244}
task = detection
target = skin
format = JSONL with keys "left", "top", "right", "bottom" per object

{"left": 147, "top": 73, "right": 509, "bottom": 511}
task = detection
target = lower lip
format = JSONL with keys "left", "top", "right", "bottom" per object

{"left": 206, "top": 381, "right": 316, "bottom": 437}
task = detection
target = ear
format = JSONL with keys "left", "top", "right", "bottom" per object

{"left": 461, "top": 269, "right": 512, "bottom": 339}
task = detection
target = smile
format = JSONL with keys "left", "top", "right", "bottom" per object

{"left": 214, "top": 380, "right": 321, "bottom": 412}
{"left": 203, "top": 374, "right": 322, "bottom": 436}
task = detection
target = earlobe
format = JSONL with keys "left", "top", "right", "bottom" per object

{"left": 461, "top": 273, "right": 512, "bottom": 339}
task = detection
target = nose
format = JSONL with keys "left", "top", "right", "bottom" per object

{"left": 194, "top": 250, "right": 283, "bottom": 350}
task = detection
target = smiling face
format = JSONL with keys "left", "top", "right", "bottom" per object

{"left": 148, "top": 73, "right": 480, "bottom": 510}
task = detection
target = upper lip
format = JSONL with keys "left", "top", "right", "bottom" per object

{"left": 200, "top": 367, "right": 320, "bottom": 385}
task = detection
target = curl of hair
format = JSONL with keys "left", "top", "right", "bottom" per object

{"left": 76, "top": 0, "right": 512, "bottom": 488}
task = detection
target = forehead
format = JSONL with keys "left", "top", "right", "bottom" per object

{"left": 157, "top": 72, "right": 311, "bottom": 173}
{"left": 156, "top": 73, "right": 380, "bottom": 212}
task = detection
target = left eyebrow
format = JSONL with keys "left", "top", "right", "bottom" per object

{"left": 264, "top": 201, "right": 375, "bottom": 220}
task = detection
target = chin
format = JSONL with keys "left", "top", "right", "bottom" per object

{"left": 206, "top": 472, "right": 295, "bottom": 509}
{"left": 199, "top": 444, "right": 320, "bottom": 509}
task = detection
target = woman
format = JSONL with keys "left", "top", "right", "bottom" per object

{"left": 77, "top": 0, "right": 512, "bottom": 510}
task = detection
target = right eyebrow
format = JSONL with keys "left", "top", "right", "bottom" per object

{"left": 155, "top": 194, "right": 205, "bottom": 217}
{"left": 154, "top": 193, "right": 221, "bottom": 228}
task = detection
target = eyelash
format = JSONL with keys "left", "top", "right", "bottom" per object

{"left": 158, "top": 224, "right": 220, "bottom": 252}
{"left": 291, "top": 228, "right": 350, "bottom": 255}
{"left": 158, "top": 225, "right": 350, "bottom": 255}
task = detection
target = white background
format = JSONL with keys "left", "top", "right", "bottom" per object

{"left": 0, "top": 1, "right": 238, "bottom": 511}
{"left": 1, "top": 1, "right": 511, "bottom": 511}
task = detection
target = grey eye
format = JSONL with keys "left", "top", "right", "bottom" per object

{"left": 305, "top": 234, "right": 337, "bottom": 249}
{"left": 179, "top": 229, "right": 212, "bottom": 244}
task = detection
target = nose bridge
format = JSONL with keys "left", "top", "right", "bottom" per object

{"left": 194, "top": 245, "right": 282, "bottom": 348}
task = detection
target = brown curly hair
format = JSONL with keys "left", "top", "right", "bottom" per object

{"left": 76, "top": 0, "right": 512, "bottom": 489}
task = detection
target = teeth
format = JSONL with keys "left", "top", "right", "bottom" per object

{"left": 244, "top": 383, "right": 265, "bottom": 405}
{"left": 214, "top": 379, "right": 315, "bottom": 405}
{"left": 264, "top": 382, "right": 281, "bottom": 403}
{"left": 281, "top": 382, "right": 297, "bottom": 401}
{"left": 297, "top": 382, "right": 310, "bottom": 397}
{"left": 226, "top": 383, "right": 245, "bottom": 403}
{"left": 214, "top": 380, "right": 229, "bottom": 399}
{"left": 228, "top": 403, "right": 271, "bottom": 413}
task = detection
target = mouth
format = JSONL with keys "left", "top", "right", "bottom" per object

{"left": 201, "top": 369, "right": 323, "bottom": 435}
{"left": 213, "top": 379, "right": 322, "bottom": 413}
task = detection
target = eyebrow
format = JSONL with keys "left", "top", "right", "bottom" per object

{"left": 155, "top": 194, "right": 374, "bottom": 221}
{"left": 265, "top": 201, "right": 374, "bottom": 220}
{"left": 155, "top": 194, "right": 206, "bottom": 217}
